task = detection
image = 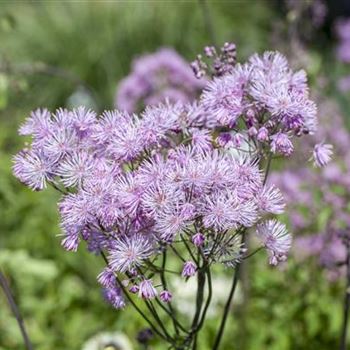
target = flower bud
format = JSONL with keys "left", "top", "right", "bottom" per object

{"left": 160, "top": 290, "right": 173, "bottom": 303}
{"left": 182, "top": 261, "right": 196, "bottom": 277}
{"left": 192, "top": 232, "right": 205, "bottom": 247}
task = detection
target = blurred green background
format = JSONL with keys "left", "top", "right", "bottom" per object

{"left": 0, "top": 1, "right": 349, "bottom": 349}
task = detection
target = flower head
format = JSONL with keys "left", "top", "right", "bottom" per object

{"left": 182, "top": 261, "right": 197, "bottom": 277}
{"left": 312, "top": 143, "right": 333, "bottom": 167}
{"left": 201, "top": 71, "right": 246, "bottom": 127}
{"left": 116, "top": 48, "right": 204, "bottom": 113}
{"left": 103, "top": 285, "right": 125, "bottom": 309}
{"left": 160, "top": 290, "right": 173, "bottom": 303}
{"left": 256, "top": 219, "right": 292, "bottom": 265}
{"left": 98, "top": 268, "right": 116, "bottom": 288}
{"left": 258, "top": 185, "right": 285, "bottom": 215}
{"left": 270, "top": 132, "right": 294, "bottom": 156}
{"left": 13, "top": 150, "right": 55, "bottom": 191}
{"left": 192, "top": 232, "right": 205, "bottom": 247}
{"left": 108, "top": 235, "right": 153, "bottom": 273}
{"left": 139, "top": 279, "right": 157, "bottom": 299}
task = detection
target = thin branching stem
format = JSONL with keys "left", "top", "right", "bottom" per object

{"left": 159, "top": 252, "right": 184, "bottom": 335}
{"left": 143, "top": 299, "right": 175, "bottom": 343}
{"left": 100, "top": 252, "right": 169, "bottom": 342}
{"left": 181, "top": 233, "right": 198, "bottom": 264}
{"left": 243, "top": 246, "right": 263, "bottom": 260}
{"left": 153, "top": 297, "right": 189, "bottom": 334}
{"left": 263, "top": 152, "right": 273, "bottom": 185}
{"left": 170, "top": 245, "right": 186, "bottom": 263}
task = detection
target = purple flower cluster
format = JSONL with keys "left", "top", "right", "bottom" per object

{"left": 13, "top": 46, "right": 317, "bottom": 310}
{"left": 191, "top": 42, "right": 237, "bottom": 78}
{"left": 335, "top": 18, "right": 350, "bottom": 64}
{"left": 286, "top": 0, "right": 327, "bottom": 29}
{"left": 269, "top": 98, "right": 348, "bottom": 279}
{"left": 201, "top": 51, "right": 317, "bottom": 151}
{"left": 337, "top": 75, "right": 350, "bottom": 93}
{"left": 115, "top": 48, "right": 205, "bottom": 113}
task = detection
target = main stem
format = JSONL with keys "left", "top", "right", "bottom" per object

{"left": 340, "top": 246, "right": 350, "bottom": 350}
{"left": 191, "top": 268, "right": 206, "bottom": 349}
{"left": 212, "top": 231, "right": 247, "bottom": 350}
{"left": 0, "top": 269, "right": 34, "bottom": 350}
{"left": 211, "top": 263, "right": 241, "bottom": 350}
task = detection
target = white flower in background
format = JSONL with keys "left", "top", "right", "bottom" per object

{"left": 170, "top": 274, "right": 242, "bottom": 318}
{"left": 82, "top": 332, "right": 133, "bottom": 350}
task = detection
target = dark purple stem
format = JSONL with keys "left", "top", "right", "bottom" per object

{"left": 0, "top": 269, "right": 33, "bottom": 350}
{"left": 212, "top": 233, "right": 245, "bottom": 350}
{"left": 340, "top": 247, "right": 350, "bottom": 350}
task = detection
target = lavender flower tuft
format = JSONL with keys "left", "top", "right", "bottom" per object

{"left": 256, "top": 219, "right": 292, "bottom": 265}
{"left": 139, "top": 280, "right": 157, "bottom": 300}
{"left": 312, "top": 143, "right": 333, "bottom": 167}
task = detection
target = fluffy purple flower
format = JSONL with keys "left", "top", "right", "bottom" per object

{"left": 44, "top": 128, "right": 77, "bottom": 161}
{"left": 155, "top": 206, "right": 189, "bottom": 242}
{"left": 201, "top": 70, "right": 246, "bottom": 127}
{"left": 13, "top": 44, "right": 318, "bottom": 313}
{"left": 105, "top": 114, "right": 144, "bottom": 162}
{"left": 116, "top": 48, "right": 205, "bottom": 113}
{"left": 97, "top": 268, "right": 115, "bottom": 287}
{"left": 233, "top": 156, "right": 263, "bottom": 195}
{"left": 71, "top": 106, "right": 96, "bottom": 138}
{"left": 103, "top": 285, "right": 125, "bottom": 309}
{"left": 180, "top": 203, "right": 196, "bottom": 220}
{"left": 258, "top": 185, "right": 285, "bottom": 215}
{"left": 19, "top": 108, "right": 52, "bottom": 139}
{"left": 256, "top": 219, "right": 292, "bottom": 266}
{"left": 141, "top": 185, "right": 183, "bottom": 216}
{"left": 13, "top": 150, "right": 55, "bottom": 191}
{"left": 139, "top": 279, "right": 157, "bottom": 299}
{"left": 108, "top": 234, "right": 153, "bottom": 273}
{"left": 56, "top": 151, "right": 95, "bottom": 188}
{"left": 312, "top": 143, "right": 333, "bottom": 167}
{"left": 257, "top": 127, "right": 269, "bottom": 142}
{"left": 270, "top": 132, "right": 294, "bottom": 156}
{"left": 249, "top": 52, "right": 317, "bottom": 134}
{"left": 182, "top": 261, "right": 197, "bottom": 277}
{"left": 59, "top": 193, "right": 94, "bottom": 229}
{"left": 191, "top": 129, "right": 212, "bottom": 153}
{"left": 61, "top": 230, "right": 80, "bottom": 252}
{"left": 202, "top": 194, "right": 240, "bottom": 231}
